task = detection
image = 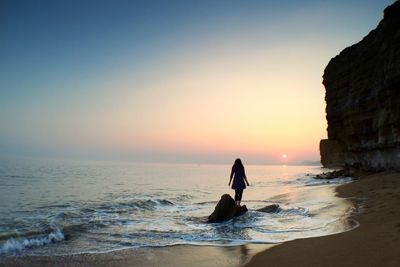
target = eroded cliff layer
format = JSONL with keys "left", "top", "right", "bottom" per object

{"left": 320, "top": 1, "right": 400, "bottom": 171}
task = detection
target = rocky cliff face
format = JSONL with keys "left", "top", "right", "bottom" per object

{"left": 320, "top": 1, "right": 400, "bottom": 171}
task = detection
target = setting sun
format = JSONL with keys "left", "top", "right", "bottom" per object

{"left": 282, "top": 154, "right": 288, "bottom": 159}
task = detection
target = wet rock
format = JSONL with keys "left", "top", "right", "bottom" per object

{"left": 315, "top": 169, "right": 352, "bottom": 180}
{"left": 257, "top": 204, "right": 280, "bottom": 213}
{"left": 208, "top": 194, "right": 248, "bottom": 223}
{"left": 320, "top": 1, "right": 400, "bottom": 171}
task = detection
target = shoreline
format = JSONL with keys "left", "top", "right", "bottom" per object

{"left": 0, "top": 243, "right": 273, "bottom": 267}
{"left": 244, "top": 171, "right": 400, "bottom": 267}
{"left": 1, "top": 171, "right": 392, "bottom": 267}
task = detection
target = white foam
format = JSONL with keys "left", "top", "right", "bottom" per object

{"left": 304, "top": 177, "right": 354, "bottom": 186}
{"left": 0, "top": 229, "right": 64, "bottom": 254}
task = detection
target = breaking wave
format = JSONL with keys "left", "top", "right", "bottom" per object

{"left": 1, "top": 228, "right": 64, "bottom": 254}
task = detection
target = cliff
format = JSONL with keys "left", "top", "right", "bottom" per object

{"left": 320, "top": 1, "right": 400, "bottom": 171}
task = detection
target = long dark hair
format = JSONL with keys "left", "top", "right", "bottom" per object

{"left": 233, "top": 158, "right": 244, "bottom": 170}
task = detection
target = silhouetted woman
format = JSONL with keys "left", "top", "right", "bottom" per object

{"left": 228, "top": 158, "right": 250, "bottom": 207}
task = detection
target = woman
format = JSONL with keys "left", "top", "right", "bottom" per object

{"left": 228, "top": 158, "right": 250, "bottom": 207}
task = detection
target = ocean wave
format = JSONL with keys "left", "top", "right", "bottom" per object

{"left": 281, "top": 174, "right": 354, "bottom": 187}
{"left": 103, "top": 198, "right": 175, "bottom": 212}
{"left": 0, "top": 228, "right": 64, "bottom": 254}
{"left": 0, "top": 197, "right": 179, "bottom": 254}
{"left": 278, "top": 207, "right": 310, "bottom": 216}
{"left": 195, "top": 200, "right": 218, "bottom": 205}
{"left": 291, "top": 176, "right": 354, "bottom": 187}
{"left": 47, "top": 198, "right": 177, "bottom": 220}
{"left": 304, "top": 177, "right": 354, "bottom": 186}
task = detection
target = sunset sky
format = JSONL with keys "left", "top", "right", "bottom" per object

{"left": 0, "top": 0, "right": 394, "bottom": 164}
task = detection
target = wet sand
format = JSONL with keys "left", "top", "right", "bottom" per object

{"left": 0, "top": 243, "right": 272, "bottom": 267}
{"left": 245, "top": 171, "right": 400, "bottom": 267}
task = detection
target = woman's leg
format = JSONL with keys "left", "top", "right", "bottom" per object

{"left": 235, "top": 189, "right": 243, "bottom": 206}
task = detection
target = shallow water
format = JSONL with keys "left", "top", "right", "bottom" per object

{"left": 0, "top": 158, "right": 356, "bottom": 256}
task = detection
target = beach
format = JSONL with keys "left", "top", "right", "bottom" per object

{"left": 2, "top": 171, "right": 399, "bottom": 266}
{"left": 245, "top": 171, "right": 400, "bottom": 267}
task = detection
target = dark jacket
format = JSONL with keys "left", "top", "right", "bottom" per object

{"left": 231, "top": 165, "right": 247, "bottom": 190}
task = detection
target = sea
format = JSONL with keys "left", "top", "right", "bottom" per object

{"left": 0, "top": 158, "right": 357, "bottom": 258}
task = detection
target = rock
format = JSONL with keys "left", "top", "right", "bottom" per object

{"left": 320, "top": 1, "right": 400, "bottom": 171}
{"left": 320, "top": 139, "right": 345, "bottom": 168}
{"left": 208, "top": 194, "right": 248, "bottom": 223}
{"left": 257, "top": 204, "right": 280, "bottom": 213}
{"left": 315, "top": 169, "right": 352, "bottom": 180}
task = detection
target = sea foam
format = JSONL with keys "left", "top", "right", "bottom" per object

{"left": 0, "top": 229, "right": 64, "bottom": 254}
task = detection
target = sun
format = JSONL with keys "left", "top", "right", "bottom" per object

{"left": 282, "top": 154, "right": 287, "bottom": 159}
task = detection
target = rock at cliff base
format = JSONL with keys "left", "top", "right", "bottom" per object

{"left": 208, "top": 194, "right": 248, "bottom": 223}
{"left": 315, "top": 169, "right": 353, "bottom": 180}
{"left": 320, "top": 139, "right": 345, "bottom": 168}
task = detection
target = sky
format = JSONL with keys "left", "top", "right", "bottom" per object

{"left": 0, "top": 0, "right": 395, "bottom": 164}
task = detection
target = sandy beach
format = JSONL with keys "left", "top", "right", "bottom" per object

{"left": 245, "top": 171, "right": 400, "bottom": 267}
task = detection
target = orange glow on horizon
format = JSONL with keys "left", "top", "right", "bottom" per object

{"left": 44, "top": 34, "right": 329, "bottom": 163}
